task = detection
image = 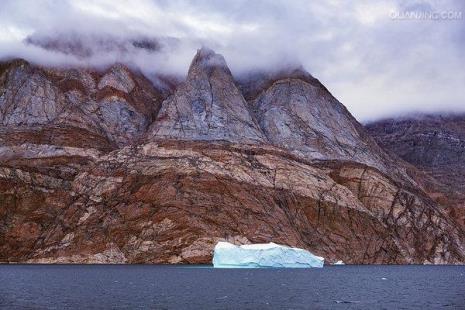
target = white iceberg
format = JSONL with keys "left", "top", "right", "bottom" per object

{"left": 212, "top": 241, "right": 324, "bottom": 268}
{"left": 333, "top": 260, "right": 345, "bottom": 265}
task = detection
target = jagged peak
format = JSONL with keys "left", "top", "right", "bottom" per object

{"left": 0, "top": 58, "right": 30, "bottom": 68}
{"left": 277, "top": 65, "right": 318, "bottom": 83}
{"left": 236, "top": 65, "right": 325, "bottom": 102}
{"left": 255, "top": 65, "right": 319, "bottom": 85}
{"left": 196, "top": 46, "right": 216, "bottom": 58}
{"left": 106, "top": 62, "right": 131, "bottom": 73}
{"left": 0, "top": 59, "right": 31, "bottom": 77}
{"left": 188, "top": 47, "right": 229, "bottom": 76}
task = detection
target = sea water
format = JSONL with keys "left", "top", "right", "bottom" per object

{"left": 0, "top": 265, "right": 464, "bottom": 309}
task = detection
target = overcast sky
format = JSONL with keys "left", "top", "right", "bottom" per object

{"left": 0, "top": 0, "right": 464, "bottom": 122}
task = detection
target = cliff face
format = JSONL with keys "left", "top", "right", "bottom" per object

{"left": 0, "top": 60, "right": 164, "bottom": 150}
{"left": 1, "top": 50, "right": 464, "bottom": 264}
{"left": 2, "top": 141, "right": 464, "bottom": 264}
{"left": 148, "top": 48, "right": 265, "bottom": 143}
{"left": 366, "top": 115, "right": 465, "bottom": 228}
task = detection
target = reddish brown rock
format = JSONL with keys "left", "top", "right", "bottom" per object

{"left": 1, "top": 141, "right": 464, "bottom": 264}
{"left": 1, "top": 50, "right": 464, "bottom": 265}
{"left": 366, "top": 114, "right": 465, "bottom": 229}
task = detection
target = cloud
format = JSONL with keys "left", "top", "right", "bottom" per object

{"left": 0, "top": 0, "right": 464, "bottom": 121}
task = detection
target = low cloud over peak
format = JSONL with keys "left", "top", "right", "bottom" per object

{"left": 0, "top": 0, "right": 464, "bottom": 122}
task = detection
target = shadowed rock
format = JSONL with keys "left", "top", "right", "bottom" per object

{"left": 366, "top": 114, "right": 465, "bottom": 228}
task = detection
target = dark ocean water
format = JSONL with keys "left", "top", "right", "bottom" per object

{"left": 0, "top": 265, "right": 464, "bottom": 309}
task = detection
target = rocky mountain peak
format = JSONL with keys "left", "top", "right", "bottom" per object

{"left": 148, "top": 48, "right": 265, "bottom": 143}
{"left": 186, "top": 47, "right": 232, "bottom": 83}
{"left": 240, "top": 66, "right": 391, "bottom": 173}
{"left": 189, "top": 47, "right": 228, "bottom": 72}
{"left": 236, "top": 65, "right": 323, "bottom": 102}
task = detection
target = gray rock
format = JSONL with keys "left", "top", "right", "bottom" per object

{"left": 97, "top": 98, "right": 148, "bottom": 145}
{"left": 251, "top": 76, "right": 388, "bottom": 171}
{"left": 98, "top": 64, "right": 136, "bottom": 93}
{"left": 0, "top": 65, "right": 66, "bottom": 126}
{"left": 0, "top": 61, "right": 163, "bottom": 147}
{"left": 148, "top": 48, "right": 266, "bottom": 143}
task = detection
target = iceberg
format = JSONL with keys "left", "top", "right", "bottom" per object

{"left": 212, "top": 241, "right": 324, "bottom": 268}
{"left": 333, "top": 260, "right": 345, "bottom": 265}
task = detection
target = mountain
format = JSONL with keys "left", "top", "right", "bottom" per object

{"left": 148, "top": 48, "right": 265, "bottom": 143}
{"left": 366, "top": 114, "right": 465, "bottom": 228}
{"left": 237, "top": 67, "right": 399, "bottom": 173}
{"left": 1, "top": 49, "right": 464, "bottom": 264}
{"left": 0, "top": 59, "right": 164, "bottom": 149}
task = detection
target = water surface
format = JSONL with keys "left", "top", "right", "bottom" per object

{"left": 1, "top": 265, "right": 464, "bottom": 309}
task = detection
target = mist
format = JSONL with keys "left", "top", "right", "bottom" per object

{"left": 0, "top": 0, "right": 464, "bottom": 122}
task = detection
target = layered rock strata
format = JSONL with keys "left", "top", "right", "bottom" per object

{"left": 1, "top": 50, "right": 464, "bottom": 264}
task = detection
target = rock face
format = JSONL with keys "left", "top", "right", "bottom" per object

{"left": 237, "top": 68, "right": 408, "bottom": 179}
{"left": 0, "top": 60, "right": 67, "bottom": 126}
{"left": 0, "top": 60, "right": 164, "bottom": 149}
{"left": 1, "top": 49, "right": 464, "bottom": 264}
{"left": 366, "top": 114, "right": 465, "bottom": 228}
{"left": 253, "top": 76, "right": 380, "bottom": 163}
{"left": 1, "top": 141, "right": 464, "bottom": 264}
{"left": 148, "top": 48, "right": 265, "bottom": 143}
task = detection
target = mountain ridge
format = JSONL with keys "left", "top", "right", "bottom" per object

{"left": 1, "top": 49, "right": 464, "bottom": 264}
{"left": 366, "top": 114, "right": 465, "bottom": 229}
